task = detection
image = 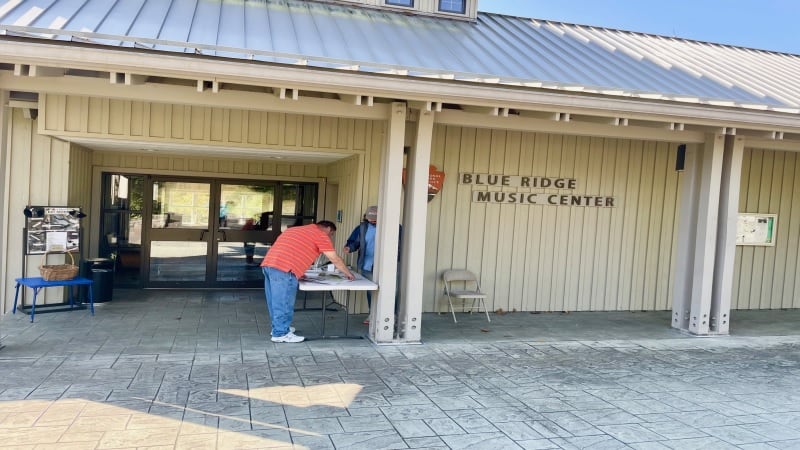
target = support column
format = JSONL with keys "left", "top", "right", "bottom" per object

{"left": 397, "top": 109, "right": 434, "bottom": 343}
{"left": 710, "top": 135, "right": 744, "bottom": 335}
{"left": 672, "top": 142, "right": 699, "bottom": 331}
{"left": 0, "top": 90, "right": 8, "bottom": 317}
{"left": 672, "top": 133, "right": 725, "bottom": 334}
{"left": 369, "top": 102, "right": 405, "bottom": 344}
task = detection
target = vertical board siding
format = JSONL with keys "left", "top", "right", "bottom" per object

{"left": 733, "top": 148, "right": 800, "bottom": 310}
{"left": 657, "top": 142, "right": 679, "bottom": 310}
{"left": 5, "top": 110, "right": 33, "bottom": 312}
{"left": 425, "top": 125, "right": 448, "bottom": 312}
{"left": 41, "top": 95, "right": 372, "bottom": 158}
{"left": 426, "top": 125, "right": 682, "bottom": 313}
{"left": 68, "top": 144, "right": 94, "bottom": 261}
{"left": 508, "top": 132, "right": 531, "bottom": 313}
{"left": 3, "top": 111, "right": 74, "bottom": 312}
{"left": 777, "top": 153, "right": 800, "bottom": 309}
{"left": 575, "top": 137, "right": 598, "bottom": 311}
{"left": 22, "top": 94, "right": 800, "bottom": 315}
{"left": 326, "top": 155, "right": 368, "bottom": 312}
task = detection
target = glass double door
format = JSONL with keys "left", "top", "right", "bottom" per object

{"left": 101, "top": 174, "right": 318, "bottom": 288}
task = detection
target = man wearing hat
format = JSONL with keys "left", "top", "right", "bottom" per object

{"left": 344, "top": 206, "right": 379, "bottom": 323}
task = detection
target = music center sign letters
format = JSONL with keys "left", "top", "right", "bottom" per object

{"left": 460, "top": 173, "right": 616, "bottom": 207}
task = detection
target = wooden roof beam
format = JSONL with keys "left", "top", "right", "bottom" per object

{"left": 1, "top": 73, "right": 388, "bottom": 120}
{"left": 460, "top": 105, "right": 495, "bottom": 115}
{"left": 31, "top": 65, "right": 65, "bottom": 77}
{"left": 339, "top": 94, "right": 374, "bottom": 106}
{"left": 110, "top": 72, "right": 148, "bottom": 85}
{"left": 408, "top": 101, "right": 442, "bottom": 112}
{"left": 436, "top": 109, "right": 706, "bottom": 143}
{"left": 273, "top": 87, "right": 299, "bottom": 100}
{"left": 196, "top": 80, "right": 220, "bottom": 93}
{"left": 125, "top": 74, "right": 147, "bottom": 85}
{"left": 517, "top": 110, "right": 560, "bottom": 121}
{"left": 669, "top": 122, "right": 685, "bottom": 131}
{"left": 8, "top": 98, "right": 38, "bottom": 119}
{"left": 340, "top": 94, "right": 361, "bottom": 105}
{"left": 14, "top": 64, "right": 65, "bottom": 77}
{"left": 735, "top": 129, "right": 785, "bottom": 140}
{"left": 568, "top": 114, "right": 628, "bottom": 126}
{"left": 460, "top": 105, "right": 510, "bottom": 116}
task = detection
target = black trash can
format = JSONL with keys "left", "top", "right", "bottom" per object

{"left": 81, "top": 258, "right": 114, "bottom": 303}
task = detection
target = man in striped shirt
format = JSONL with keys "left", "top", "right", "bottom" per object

{"left": 261, "top": 221, "right": 355, "bottom": 343}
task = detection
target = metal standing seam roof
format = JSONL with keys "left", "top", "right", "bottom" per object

{"left": 1, "top": 0, "right": 799, "bottom": 114}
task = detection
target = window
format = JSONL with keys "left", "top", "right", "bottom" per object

{"left": 386, "top": 0, "right": 413, "bottom": 7}
{"left": 438, "top": 0, "right": 465, "bottom": 14}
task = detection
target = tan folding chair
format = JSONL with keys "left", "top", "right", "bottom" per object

{"left": 442, "top": 269, "right": 491, "bottom": 323}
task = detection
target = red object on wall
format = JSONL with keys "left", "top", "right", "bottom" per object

{"left": 403, "top": 165, "right": 446, "bottom": 202}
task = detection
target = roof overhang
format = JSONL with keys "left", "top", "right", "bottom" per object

{"left": 2, "top": 37, "right": 799, "bottom": 144}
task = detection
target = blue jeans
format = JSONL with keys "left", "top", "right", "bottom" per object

{"left": 361, "top": 269, "right": 373, "bottom": 310}
{"left": 263, "top": 266, "right": 298, "bottom": 337}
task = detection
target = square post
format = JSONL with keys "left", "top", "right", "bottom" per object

{"left": 370, "top": 102, "right": 405, "bottom": 343}
{"left": 672, "top": 133, "right": 725, "bottom": 334}
{"left": 711, "top": 135, "right": 744, "bottom": 334}
{"left": 397, "top": 108, "right": 434, "bottom": 342}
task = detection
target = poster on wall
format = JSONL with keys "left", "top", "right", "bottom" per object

{"left": 24, "top": 206, "right": 82, "bottom": 254}
{"left": 736, "top": 213, "right": 777, "bottom": 246}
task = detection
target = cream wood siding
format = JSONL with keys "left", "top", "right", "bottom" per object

{"left": 90, "top": 152, "right": 324, "bottom": 179}
{"left": 2, "top": 111, "right": 72, "bottom": 311}
{"left": 733, "top": 148, "right": 800, "bottom": 310}
{"left": 1, "top": 95, "right": 387, "bottom": 314}
{"left": 40, "top": 95, "right": 373, "bottom": 155}
{"left": 324, "top": 118, "right": 387, "bottom": 313}
{"left": 425, "top": 125, "right": 681, "bottom": 313}
{"left": 68, "top": 143, "right": 93, "bottom": 261}
{"left": 326, "top": 121, "right": 386, "bottom": 239}
{"left": 326, "top": 155, "right": 367, "bottom": 311}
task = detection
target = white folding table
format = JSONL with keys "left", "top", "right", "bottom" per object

{"left": 298, "top": 272, "right": 377, "bottom": 339}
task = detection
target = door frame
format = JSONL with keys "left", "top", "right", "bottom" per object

{"left": 91, "top": 167, "right": 327, "bottom": 289}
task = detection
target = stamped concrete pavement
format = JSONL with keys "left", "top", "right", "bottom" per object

{"left": 0, "top": 289, "right": 798, "bottom": 449}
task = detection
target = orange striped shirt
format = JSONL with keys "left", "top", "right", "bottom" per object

{"left": 261, "top": 224, "right": 334, "bottom": 279}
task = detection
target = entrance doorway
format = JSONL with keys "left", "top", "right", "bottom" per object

{"left": 99, "top": 173, "right": 318, "bottom": 288}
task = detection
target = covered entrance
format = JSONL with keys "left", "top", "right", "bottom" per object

{"left": 99, "top": 173, "right": 318, "bottom": 289}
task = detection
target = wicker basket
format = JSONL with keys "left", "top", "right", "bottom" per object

{"left": 39, "top": 251, "right": 79, "bottom": 281}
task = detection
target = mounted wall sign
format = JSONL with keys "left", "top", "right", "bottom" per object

{"left": 402, "top": 165, "right": 446, "bottom": 202}
{"left": 459, "top": 172, "right": 616, "bottom": 207}
{"left": 736, "top": 213, "right": 777, "bottom": 246}
{"left": 24, "top": 206, "right": 82, "bottom": 254}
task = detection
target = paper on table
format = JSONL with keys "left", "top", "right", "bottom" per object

{"left": 303, "top": 271, "right": 349, "bottom": 285}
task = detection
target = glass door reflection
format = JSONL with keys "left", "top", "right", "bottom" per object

{"left": 99, "top": 173, "right": 319, "bottom": 288}
{"left": 148, "top": 180, "right": 211, "bottom": 285}
{"left": 214, "top": 183, "right": 277, "bottom": 285}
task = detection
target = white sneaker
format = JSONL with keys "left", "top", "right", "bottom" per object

{"left": 271, "top": 326, "right": 295, "bottom": 336}
{"left": 271, "top": 331, "right": 305, "bottom": 343}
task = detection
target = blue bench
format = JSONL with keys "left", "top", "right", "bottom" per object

{"left": 13, "top": 277, "right": 94, "bottom": 322}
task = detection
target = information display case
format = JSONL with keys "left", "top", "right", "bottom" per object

{"left": 736, "top": 213, "right": 777, "bottom": 246}
{"left": 23, "top": 206, "right": 82, "bottom": 255}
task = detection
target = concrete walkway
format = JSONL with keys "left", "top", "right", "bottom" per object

{"left": 0, "top": 289, "right": 798, "bottom": 449}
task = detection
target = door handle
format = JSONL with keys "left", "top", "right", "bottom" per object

{"left": 200, "top": 229, "right": 208, "bottom": 240}
{"left": 218, "top": 230, "right": 227, "bottom": 242}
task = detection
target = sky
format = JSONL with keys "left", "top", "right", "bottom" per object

{"left": 478, "top": 0, "right": 800, "bottom": 55}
